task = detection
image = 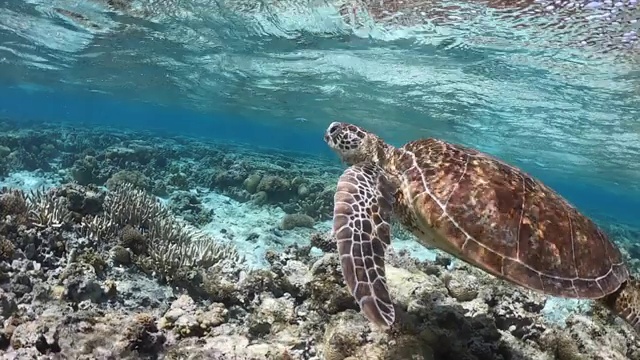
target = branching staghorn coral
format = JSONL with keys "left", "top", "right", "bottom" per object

{"left": 103, "top": 182, "right": 171, "bottom": 229}
{"left": 80, "top": 182, "right": 168, "bottom": 241}
{"left": 2, "top": 186, "right": 75, "bottom": 229}
{"left": 148, "top": 230, "right": 240, "bottom": 277}
{"left": 82, "top": 182, "right": 243, "bottom": 281}
{"left": 82, "top": 215, "right": 120, "bottom": 242}
{"left": 144, "top": 217, "right": 244, "bottom": 279}
{"left": 26, "top": 187, "right": 73, "bottom": 228}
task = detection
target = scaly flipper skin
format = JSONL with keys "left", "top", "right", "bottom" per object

{"left": 332, "top": 162, "right": 396, "bottom": 327}
{"left": 599, "top": 278, "right": 640, "bottom": 332}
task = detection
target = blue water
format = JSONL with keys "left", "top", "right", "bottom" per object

{"left": 0, "top": 0, "right": 639, "bottom": 231}
{"left": 3, "top": 85, "right": 638, "bottom": 232}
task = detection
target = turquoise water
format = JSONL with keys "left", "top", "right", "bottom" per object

{"left": 0, "top": 2, "right": 639, "bottom": 235}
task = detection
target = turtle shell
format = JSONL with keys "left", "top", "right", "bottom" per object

{"left": 394, "top": 138, "right": 628, "bottom": 299}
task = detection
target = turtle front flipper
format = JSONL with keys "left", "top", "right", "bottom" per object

{"left": 332, "top": 162, "right": 396, "bottom": 328}
{"left": 599, "top": 278, "right": 640, "bottom": 332}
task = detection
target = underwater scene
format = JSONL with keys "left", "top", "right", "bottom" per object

{"left": 1, "top": 0, "right": 640, "bottom": 359}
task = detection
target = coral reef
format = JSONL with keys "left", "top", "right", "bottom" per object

{"left": 0, "top": 120, "right": 341, "bottom": 221}
{"left": 80, "top": 183, "right": 243, "bottom": 285}
{"left": 0, "top": 182, "right": 637, "bottom": 359}
{"left": 0, "top": 119, "right": 639, "bottom": 359}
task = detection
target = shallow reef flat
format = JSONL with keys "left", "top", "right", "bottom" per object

{"left": 0, "top": 120, "right": 436, "bottom": 266}
{"left": 0, "top": 119, "right": 639, "bottom": 359}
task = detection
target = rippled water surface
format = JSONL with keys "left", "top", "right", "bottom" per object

{"left": 0, "top": 0, "right": 639, "bottom": 194}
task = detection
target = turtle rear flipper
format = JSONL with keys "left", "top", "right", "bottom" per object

{"left": 333, "top": 162, "right": 395, "bottom": 328}
{"left": 599, "top": 278, "right": 640, "bottom": 332}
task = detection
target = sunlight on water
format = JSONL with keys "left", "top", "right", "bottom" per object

{"left": 0, "top": 0, "right": 638, "bottom": 190}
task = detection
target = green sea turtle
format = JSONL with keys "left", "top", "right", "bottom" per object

{"left": 323, "top": 121, "right": 640, "bottom": 332}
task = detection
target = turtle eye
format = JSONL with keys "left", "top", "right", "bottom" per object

{"left": 329, "top": 123, "right": 340, "bottom": 135}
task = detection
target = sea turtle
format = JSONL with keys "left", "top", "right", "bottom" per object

{"left": 323, "top": 121, "right": 640, "bottom": 332}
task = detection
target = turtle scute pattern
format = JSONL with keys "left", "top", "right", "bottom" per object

{"left": 395, "top": 139, "right": 628, "bottom": 299}
{"left": 332, "top": 162, "right": 396, "bottom": 327}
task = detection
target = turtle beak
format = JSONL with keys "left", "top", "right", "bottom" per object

{"left": 325, "top": 121, "right": 342, "bottom": 145}
{"left": 324, "top": 129, "right": 334, "bottom": 144}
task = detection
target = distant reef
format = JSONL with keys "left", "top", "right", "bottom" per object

{"left": 0, "top": 120, "right": 340, "bottom": 223}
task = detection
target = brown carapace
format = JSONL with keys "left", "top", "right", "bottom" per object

{"left": 324, "top": 121, "right": 640, "bottom": 333}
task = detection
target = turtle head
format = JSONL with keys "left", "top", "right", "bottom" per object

{"left": 324, "top": 122, "right": 384, "bottom": 165}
